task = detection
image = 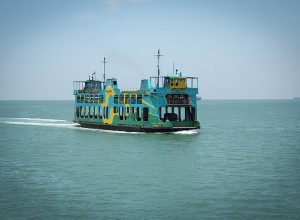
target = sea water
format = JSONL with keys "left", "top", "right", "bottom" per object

{"left": 0, "top": 100, "right": 299, "bottom": 219}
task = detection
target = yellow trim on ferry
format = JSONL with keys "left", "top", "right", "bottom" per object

{"left": 142, "top": 99, "right": 157, "bottom": 110}
{"left": 100, "top": 86, "right": 117, "bottom": 124}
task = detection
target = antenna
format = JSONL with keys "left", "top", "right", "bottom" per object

{"left": 154, "top": 49, "right": 163, "bottom": 88}
{"left": 173, "top": 62, "right": 175, "bottom": 74}
{"left": 101, "top": 57, "right": 108, "bottom": 88}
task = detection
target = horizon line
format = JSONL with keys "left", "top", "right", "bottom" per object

{"left": 0, "top": 98, "right": 298, "bottom": 101}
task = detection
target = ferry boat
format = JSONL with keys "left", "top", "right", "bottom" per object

{"left": 73, "top": 50, "right": 200, "bottom": 132}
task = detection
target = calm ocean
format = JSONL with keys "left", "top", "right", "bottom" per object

{"left": 0, "top": 100, "right": 299, "bottom": 219}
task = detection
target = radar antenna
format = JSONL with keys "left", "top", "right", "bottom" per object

{"left": 154, "top": 49, "right": 163, "bottom": 88}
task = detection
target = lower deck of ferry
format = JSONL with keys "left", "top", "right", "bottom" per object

{"left": 73, "top": 105, "right": 200, "bottom": 132}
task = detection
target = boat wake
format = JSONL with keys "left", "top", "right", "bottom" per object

{"left": 0, "top": 117, "right": 77, "bottom": 128}
{"left": 0, "top": 117, "right": 199, "bottom": 135}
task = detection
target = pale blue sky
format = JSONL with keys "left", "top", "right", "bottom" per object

{"left": 0, "top": 0, "right": 299, "bottom": 99}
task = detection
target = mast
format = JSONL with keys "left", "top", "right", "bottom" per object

{"left": 155, "top": 49, "right": 163, "bottom": 88}
{"left": 173, "top": 62, "right": 175, "bottom": 74}
{"left": 101, "top": 57, "right": 108, "bottom": 88}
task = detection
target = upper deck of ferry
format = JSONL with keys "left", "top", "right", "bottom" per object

{"left": 73, "top": 73, "right": 198, "bottom": 95}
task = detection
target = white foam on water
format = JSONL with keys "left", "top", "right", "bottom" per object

{"left": 172, "top": 129, "right": 200, "bottom": 135}
{"left": 0, "top": 118, "right": 139, "bottom": 134}
{"left": 6, "top": 117, "right": 68, "bottom": 122}
{"left": 4, "top": 121, "right": 77, "bottom": 128}
{"left": 82, "top": 128, "right": 143, "bottom": 134}
{"left": 0, "top": 117, "right": 76, "bottom": 129}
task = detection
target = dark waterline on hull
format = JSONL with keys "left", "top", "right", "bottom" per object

{"left": 78, "top": 122, "right": 200, "bottom": 133}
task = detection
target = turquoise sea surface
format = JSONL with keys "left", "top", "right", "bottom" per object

{"left": 0, "top": 100, "right": 300, "bottom": 219}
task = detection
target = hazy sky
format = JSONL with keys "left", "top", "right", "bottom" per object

{"left": 0, "top": 0, "right": 299, "bottom": 100}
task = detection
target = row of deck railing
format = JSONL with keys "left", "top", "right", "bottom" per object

{"left": 73, "top": 76, "right": 198, "bottom": 93}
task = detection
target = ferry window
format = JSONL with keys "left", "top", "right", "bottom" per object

{"left": 159, "top": 107, "right": 161, "bottom": 119}
{"left": 137, "top": 95, "right": 142, "bottom": 104}
{"left": 90, "top": 107, "right": 94, "bottom": 118}
{"left": 99, "top": 95, "right": 103, "bottom": 103}
{"left": 113, "top": 107, "right": 118, "bottom": 113}
{"left": 119, "top": 95, "right": 124, "bottom": 104}
{"left": 167, "top": 107, "right": 172, "bottom": 113}
{"left": 185, "top": 107, "right": 193, "bottom": 121}
{"left": 164, "top": 78, "right": 170, "bottom": 87}
{"left": 106, "top": 107, "right": 109, "bottom": 119}
{"left": 131, "top": 107, "right": 134, "bottom": 114}
{"left": 76, "top": 107, "right": 79, "bottom": 117}
{"left": 119, "top": 107, "right": 122, "bottom": 120}
{"left": 85, "top": 106, "right": 88, "bottom": 117}
{"left": 95, "top": 107, "right": 98, "bottom": 118}
{"left": 131, "top": 95, "right": 136, "bottom": 104}
{"left": 159, "top": 107, "right": 166, "bottom": 121}
{"left": 98, "top": 106, "right": 102, "bottom": 118}
{"left": 143, "top": 107, "right": 149, "bottom": 121}
{"left": 174, "top": 107, "right": 179, "bottom": 118}
{"left": 113, "top": 81, "right": 117, "bottom": 85}
{"left": 82, "top": 106, "right": 85, "bottom": 118}
{"left": 136, "top": 107, "right": 141, "bottom": 121}
{"left": 191, "top": 107, "right": 196, "bottom": 121}
{"left": 125, "top": 95, "right": 129, "bottom": 104}
{"left": 180, "top": 107, "right": 184, "bottom": 120}
{"left": 124, "top": 107, "right": 128, "bottom": 120}
{"left": 114, "top": 95, "right": 119, "bottom": 104}
{"left": 80, "top": 107, "right": 84, "bottom": 118}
